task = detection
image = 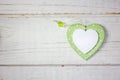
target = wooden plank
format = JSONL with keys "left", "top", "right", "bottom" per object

{"left": 0, "top": 0, "right": 119, "bottom": 14}
{"left": 0, "top": 15, "right": 120, "bottom": 65}
{"left": 0, "top": 66, "right": 120, "bottom": 80}
{"left": 0, "top": 0, "right": 119, "bottom": 80}
{"left": 0, "top": 0, "right": 119, "bottom": 5}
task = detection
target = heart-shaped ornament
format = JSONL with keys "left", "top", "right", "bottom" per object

{"left": 67, "top": 24, "right": 105, "bottom": 60}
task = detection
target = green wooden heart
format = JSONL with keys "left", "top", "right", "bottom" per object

{"left": 67, "top": 23, "right": 105, "bottom": 60}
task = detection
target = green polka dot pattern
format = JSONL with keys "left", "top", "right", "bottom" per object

{"left": 67, "top": 23, "right": 105, "bottom": 60}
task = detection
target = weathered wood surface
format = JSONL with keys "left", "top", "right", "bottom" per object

{"left": 0, "top": 0, "right": 119, "bottom": 14}
{"left": 0, "top": 0, "right": 120, "bottom": 80}
{"left": 0, "top": 15, "right": 120, "bottom": 65}
{"left": 0, "top": 66, "right": 120, "bottom": 80}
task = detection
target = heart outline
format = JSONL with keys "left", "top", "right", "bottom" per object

{"left": 67, "top": 23, "right": 105, "bottom": 60}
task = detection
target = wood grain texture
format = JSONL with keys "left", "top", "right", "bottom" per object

{"left": 0, "top": 66, "right": 120, "bottom": 80}
{"left": 0, "top": 15, "right": 120, "bottom": 65}
{"left": 0, "top": 0, "right": 119, "bottom": 14}
{"left": 0, "top": 0, "right": 120, "bottom": 80}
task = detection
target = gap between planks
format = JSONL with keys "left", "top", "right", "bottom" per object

{"left": 0, "top": 12, "right": 120, "bottom": 15}
{"left": 0, "top": 14, "right": 120, "bottom": 19}
{"left": 0, "top": 64, "right": 120, "bottom": 67}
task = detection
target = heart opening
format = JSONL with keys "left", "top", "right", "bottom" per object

{"left": 72, "top": 29, "right": 98, "bottom": 54}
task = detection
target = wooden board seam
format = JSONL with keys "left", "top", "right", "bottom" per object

{"left": 0, "top": 64, "right": 120, "bottom": 67}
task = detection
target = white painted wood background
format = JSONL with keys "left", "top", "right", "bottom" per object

{"left": 0, "top": 0, "right": 120, "bottom": 80}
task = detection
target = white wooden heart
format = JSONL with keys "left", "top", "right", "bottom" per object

{"left": 72, "top": 29, "right": 98, "bottom": 54}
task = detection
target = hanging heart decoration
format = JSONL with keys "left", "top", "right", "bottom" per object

{"left": 67, "top": 23, "right": 105, "bottom": 60}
